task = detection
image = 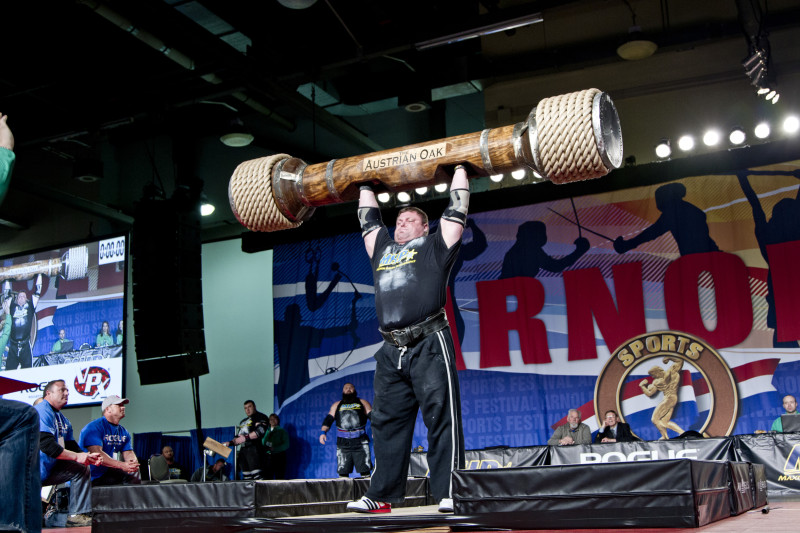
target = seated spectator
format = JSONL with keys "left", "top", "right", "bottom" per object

{"left": 594, "top": 410, "right": 638, "bottom": 443}
{"left": 52, "top": 328, "right": 72, "bottom": 353}
{"left": 36, "top": 380, "right": 102, "bottom": 528}
{"left": 548, "top": 409, "right": 591, "bottom": 446}
{"left": 161, "top": 446, "right": 189, "bottom": 480}
{"left": 771, "top": 395, "right": 798, "bottom": 432}
{"left": 78, "top": 395, "right": 140, "bottom": 485}
{"left": 191, "top": 458, "right": 227, "bottom": 482}
{"left": 96, "top": 321, "right": 113, "bottom": 347}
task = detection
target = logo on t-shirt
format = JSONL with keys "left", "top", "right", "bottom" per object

{"left": 377, "top": 249, "right": 418, "bottom": 271}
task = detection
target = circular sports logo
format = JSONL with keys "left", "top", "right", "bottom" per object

{"left": 595, "top": 331, "right": 738, "bottom": 437}
{"left": 74, "top": 366, "right": 111, "bottom": 397}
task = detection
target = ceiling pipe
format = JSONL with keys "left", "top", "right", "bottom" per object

{"left": 77, "top": 0, "right": 294, "bottom": 132}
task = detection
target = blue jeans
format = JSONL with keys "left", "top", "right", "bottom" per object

{"left": 0, "top": 399, "right": 41, "bottom": 533}
{"left": 41, "top": 460, "right": 92, "bottom": 516}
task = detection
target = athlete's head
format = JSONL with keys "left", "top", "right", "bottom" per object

{"left": 342, "top": 383, "right": 358, "bottom": 403}
{"left": 394, "top": 207, "right": 429, "bottom": 244}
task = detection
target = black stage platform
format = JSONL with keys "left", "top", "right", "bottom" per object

{"left": 91, "top": 460, "right": 768, "bottom": 532}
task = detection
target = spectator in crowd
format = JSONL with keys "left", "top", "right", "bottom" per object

{"left": 191, "top": 458, "right": 227, "bottom": 482}
{"left": 160, "top": 445, "right": 189, "bottom": 480}
{"left": 548, "top": 409, "right": 591, "bottom": 446}
{"left": 594, "top": 410, "right": 638, "bottom": 443}
{"left": 771, "top": 395, "right": 798, "bottom": 432}
{"left": 78, "top": 395, "right": 140, "bottom": 485}
{"left": 96, "top": 321, "right": 114, "bottom": 347}
{"left": 264, "top": 413, "right": 290, "bottom": 479}
{"left": 36, "top": 379, "right": 102, "bottom": 528}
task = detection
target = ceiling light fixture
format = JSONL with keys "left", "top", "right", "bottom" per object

{"left": 414, "top": 12, "right": 543, "bottom": 50}
{"left": 511, "top": 169, "right": 526, "bottom": 180}
{"left": 72, "top": 158, "right": 104, "bottom": 183}
{"left": 616, "top": 3, "right": 657, "bottom": 61}
{"left": 729, "top": 127, "right": 746, "bottom": 145}
{"left": 200, "top": 203, "right": 215, "bottom": 216}
{"left": 655, "top": 139, "right": 671, "bottom": 159}
{"left": 397, "top": 191, "right": 411, "bottom": 203}
{"left": 754, "top": 122, "right": 770, "bottom": 139}
{"left": 277, "top": 0, "right": 318, "bottom": 8}
{"left": 415, "top": 187, "right": 428, "bottom": 195}
{"left": 377, "top": 192, "right": 391, "bottom": 203}
{"left": 434, "top": 183, "right": 448, "bottom": 193}
{"left": 784, "top": 116, "right": 800, "bottom": 134}
{"left": 702, "top": 130, "right": 721, "bottom": 147}
{"left": 489, "top": 174, "right": 504, "bottom": 183}
{"left": 677, "top": 135, "right": 695, "bottom": 151}
{"left": 616, "top": 26, "right": 658, "bottom": 60}
{"left": 404, "top": 102, "right": 428, "bottom": 113}
{"left": 220, "top": 116, "right": 254, "bottom": 147}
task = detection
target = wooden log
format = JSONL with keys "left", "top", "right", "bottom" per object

{"left": 229, "top": 88, "right": 622, "bottom": 232}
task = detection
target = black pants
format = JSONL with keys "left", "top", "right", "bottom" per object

{"left": 337, "top": 436, "right": 372, "bottom": 476}
{"left": 366, "top": 327, "right": 464, "bottom": 504}
{"left": 238, "top": 445, "right": 265, "bottom": 480}
{"left": 266, "top": 451, "right": 287, "bottom": 480}
{"left": 6, "top": 340, "right": 32, "bottom": 370}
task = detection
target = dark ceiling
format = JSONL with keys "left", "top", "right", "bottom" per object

{"left": 2, "top": 0, "right": 799, "bottom": 254}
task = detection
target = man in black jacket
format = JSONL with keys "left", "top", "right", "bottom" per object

{"left": 594, "top": 410, "right": 638, "bottom": 443}
{"left": 225, "top": 400, "right": 269, "bottom": 479}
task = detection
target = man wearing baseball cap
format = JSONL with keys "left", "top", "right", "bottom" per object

{"left": 78, "top": 395, "right": 141, "bottom": 485}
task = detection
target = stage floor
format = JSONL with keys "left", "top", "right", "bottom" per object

{"left": 43, "top": 500, "right": 800, "bottom": 533}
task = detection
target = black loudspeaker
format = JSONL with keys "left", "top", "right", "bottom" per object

{"left": 131, "top": 196, "right": 209, "bottom": 385}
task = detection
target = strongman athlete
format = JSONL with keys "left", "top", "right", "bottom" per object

{"left": 320, "top": 383, "right": 373, "bottom": 477}
{"left": 7, "top": 273, "right": 42, "bottom": 370}
{"left": 347, "top": 165, "right": 469, "bottom": 514}
{"left": 226, "top": 400, "right": 269, "bottom": 480}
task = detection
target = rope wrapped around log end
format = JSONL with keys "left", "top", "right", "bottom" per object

{"left": 536, "top": 88, "right": 618, "bottom": 184}
{"left": 228, "top": 154, "right": 302, "bottom": 232}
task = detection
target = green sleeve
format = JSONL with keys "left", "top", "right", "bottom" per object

{"left": 0, "top": 148, "right": 14, "bottom": 207}
{"left": 0, "top": 313, "right": 11, "bottom": 348}
{"left": 264, "top": 428, "right": 290, "bottom": 453}
{"left": 771, "top": 417, "right": 783, "bottom": 432}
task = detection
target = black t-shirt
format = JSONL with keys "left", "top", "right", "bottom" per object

{"left": 10, "top": 300, "right": 34, "bottom": 342}
{"left": 371, "top": 225, "right": 461, "bottom": 330}
{"left": 336, "top": 398, "right": 369, "bottom": 432}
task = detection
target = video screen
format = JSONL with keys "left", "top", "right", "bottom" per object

{"left": 0, "top": 233, "right": 127, "bottom": 407}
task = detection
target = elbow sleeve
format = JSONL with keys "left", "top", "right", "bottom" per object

{"left": 323, "top": 414, "right": 335, "bottom": 428}
{"left": 358, "top": 206, "right": 383, "bottom": 237}
{"left": 442, "top": 188, "right": 470, "bottom": 226}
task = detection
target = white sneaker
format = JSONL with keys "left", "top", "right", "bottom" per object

{"left": 347, "top": 495, "right": 391, "bottom": 513}
{"left": 438, "top": 497, "right": 454, "bottom": 513}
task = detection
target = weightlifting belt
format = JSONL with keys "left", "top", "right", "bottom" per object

{"left": 379, "top": 309, "right": 448, "bottom": 347}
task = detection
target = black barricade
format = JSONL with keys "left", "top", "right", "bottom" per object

{"left": 452, "top": 459, "right": 730, "bottom": 529}
{"left": 750, "top": 462, "right": 769, "bottom": 508}
{"left": 548, "top": 436, "right": 734, "bottom": 465}
{"left": 734, "top": 433, "right": 800, "bottom": 497}
{"left": 728, "top": 461, "right": 755, "bottom": 515}
{"left": 410, "top": 445, "right": 549, "bottom": 476}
